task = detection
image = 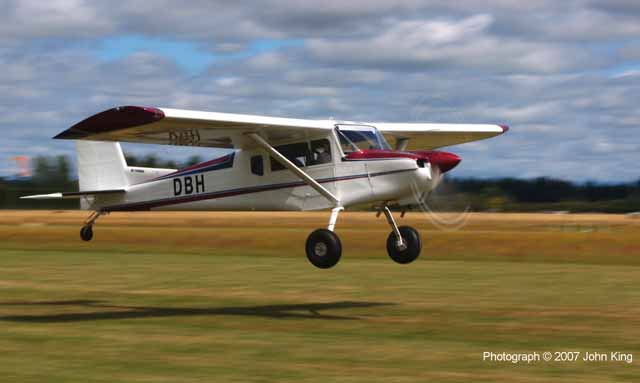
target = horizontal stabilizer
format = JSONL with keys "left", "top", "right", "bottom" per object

{"left": 21, "top": 189, "right": 125, "bottom": 200}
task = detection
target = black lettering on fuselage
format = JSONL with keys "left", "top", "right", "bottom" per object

{"left": 173, "top": 175, "right": 205, "bottom": 196}
{"left": 184, "top": 177, "right": 193, "bottom": 194}
{"left": 173, "top": 178, "right": 182, "bottom": 195}
{"left": 195, "top": 174, "right": 205, "bottom": 193}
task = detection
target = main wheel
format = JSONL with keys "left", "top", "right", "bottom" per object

{"left": 80, "top": 225, "right": 93, "bottom": 242}
{"left": 305, "top": 229, "right": 342, "bottom": 269}
{"left": 386, "top": 226, "right": 421, "bottom": 264}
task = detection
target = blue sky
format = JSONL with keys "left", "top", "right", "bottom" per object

{"left": 97, "top": 36, "right": 217, "bottom": 73}
{"left": 0, "top": 1, "right": 639, "bottom": 182}
{"left": 96, "top": 36, "right": 304, "bottom": 73}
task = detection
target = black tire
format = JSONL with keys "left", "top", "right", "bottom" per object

{"left": 305, "top": 229, "right": 342, "bottom": 269}
{"left": 80, "top": 226, "right": 93, "bottom": 242}
{"left": 386, "top": 226, "right": 421, "bottom": 264}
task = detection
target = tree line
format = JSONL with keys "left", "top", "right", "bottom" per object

{"left": 0, "top": 153, "right": 202, "bottom": 209}
{"left": 430, "top": 177, "right": 640, "bottom": 213}
{"left": 1, "top": 154, "right": 638, "bottom": 212}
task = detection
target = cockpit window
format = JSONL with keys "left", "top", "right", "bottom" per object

{"left": 336, "top": 125, "right": 391, "bottom": 153}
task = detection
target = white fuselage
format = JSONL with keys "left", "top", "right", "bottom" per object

{"left": 90, "top": 132, "right": 434, "bottom": 212}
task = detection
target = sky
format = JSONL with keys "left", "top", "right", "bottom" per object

{"left": 0, "top": 0, "right": 639, "bottom": 182}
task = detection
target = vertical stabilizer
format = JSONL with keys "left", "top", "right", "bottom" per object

{"left": 76, "top": 141, "right": 129, "bottom": 192}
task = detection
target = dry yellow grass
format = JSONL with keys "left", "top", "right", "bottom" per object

{"left": 1, "top": 210, "right": 638, "bottom": 265}
{"left": 0, "top": 210, "right": 639, "bottom": 382}
{"left": 2, "top": 209, "right": 639, "bottom": 226}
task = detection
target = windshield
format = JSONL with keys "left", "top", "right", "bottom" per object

{"left": 336, "top": 125, "right": 391, "bottom": 153}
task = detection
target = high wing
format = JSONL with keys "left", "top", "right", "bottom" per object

{"left": 54, "top": 106, "right": 333, "bottom": 148}
{"left": 376, "top": 123, "right": 508, "bottom": 150}
{"left": 54, "top": 106, "right": 508, "bottom": 150}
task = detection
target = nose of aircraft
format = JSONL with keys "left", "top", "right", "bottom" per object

{"left": 428, "top": 151, "right": 461, "bottom": 173}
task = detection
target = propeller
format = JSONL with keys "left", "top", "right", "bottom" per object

{"left": 431, "top": 162, "right": 444, "bottom": 190}
{"left": 406, "top": 153, "right": 470, "bottom": 231}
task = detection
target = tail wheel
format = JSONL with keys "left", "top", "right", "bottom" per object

{"left": 386, "top": 226, "right": 421, "bottom": 264}
{"left": 80, "top": 226, "right": 93, "bottom": 242}
{"left": 305, "top": 229, "right": 342, "bottom": 269}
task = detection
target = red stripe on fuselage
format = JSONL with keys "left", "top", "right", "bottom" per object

{"left": 346, "top": 149, "right": 460, "bottom": 173}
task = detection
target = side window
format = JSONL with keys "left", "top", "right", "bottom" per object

{"left": 250, "top": 155, "right": 263, "bottom": 176}
{"left": 270, "top": 142, "right": 310, "bottom": 171}
{"left": 309, "top": 139, "right": 332, "bottom": 165}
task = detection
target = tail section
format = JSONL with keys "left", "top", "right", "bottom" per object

{"left": 77, "top": 141, "right": 129, "bottom": 191}
{"left": 22, "top": 140, "right": 176, "bottom": 209}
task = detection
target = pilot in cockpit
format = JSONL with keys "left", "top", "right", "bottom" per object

{"left": 311, "top": 141, "right": 331, "bottom": 165}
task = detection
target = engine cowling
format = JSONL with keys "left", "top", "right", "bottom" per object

{"left": 409, "top": 150, "right": 461, "bottom": 174}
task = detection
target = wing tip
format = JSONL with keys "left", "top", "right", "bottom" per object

{"left": 54, "top": 106, "right": 165, "bottom": 140}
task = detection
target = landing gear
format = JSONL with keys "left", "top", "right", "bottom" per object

{"left": 306, "top": 207, "right": 343, "bottom": 269}
{"left": 80, "top": 225, "right": 93, "bottom": 241}
{"left": 386, "top": 226, "right": 421, "bottom": 264}
{"left": 381, "top": 206, "right": 421, "bottom": 264}
{"left": 305, "top": 205, "right": 422, "bottom": 268}
{"left": 79, "top": 211, "right": 106, "bottom": 242}
{"left": 306, "top": 229, "right": 342, "bottom": 269}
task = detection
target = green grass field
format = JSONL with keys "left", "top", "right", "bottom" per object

{"left": 1, "top": 211, "right": 639, "bottom": 382}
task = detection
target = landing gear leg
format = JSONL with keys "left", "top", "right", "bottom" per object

{"left": 381, "top": 206, "right": 422, "bottom": 264}
{"left": 305, "top": 207, "right": 343, "bottom": 269}
{"left": 327, "top": 206, "right": 343, "bottom": 232}
{"left": 80, "top": 211, "right": 106, "bottom": 242}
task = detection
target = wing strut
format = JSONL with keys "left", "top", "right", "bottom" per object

{"left": 246, "top": 132, "right": 341, "bottom": 206}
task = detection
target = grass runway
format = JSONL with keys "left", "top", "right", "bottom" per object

{"left": 0, "top": 211, "right": 639, "bottom": 382}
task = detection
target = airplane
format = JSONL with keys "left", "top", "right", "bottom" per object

{"left": 22, "top": 106, "right": 508, "bottom": 268}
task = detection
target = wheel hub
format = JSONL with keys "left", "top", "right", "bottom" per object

{"left": 396, "top": 240, "right": 407, "bottom": 251}
{"left": 314, "top": 242, "right": 328, "bottom": 257}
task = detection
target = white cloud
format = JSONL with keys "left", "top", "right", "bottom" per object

{"left": 0, "top": 0, "right": 114, "bottom": 40}
{"left": 246, "top": 52, "right": 288, "bottom": 71}
{"left": 215, "top": 77, "right": 241, "bottom": 87}
{"left": 306, "top": 14, "right": 599, "bottom": 74}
